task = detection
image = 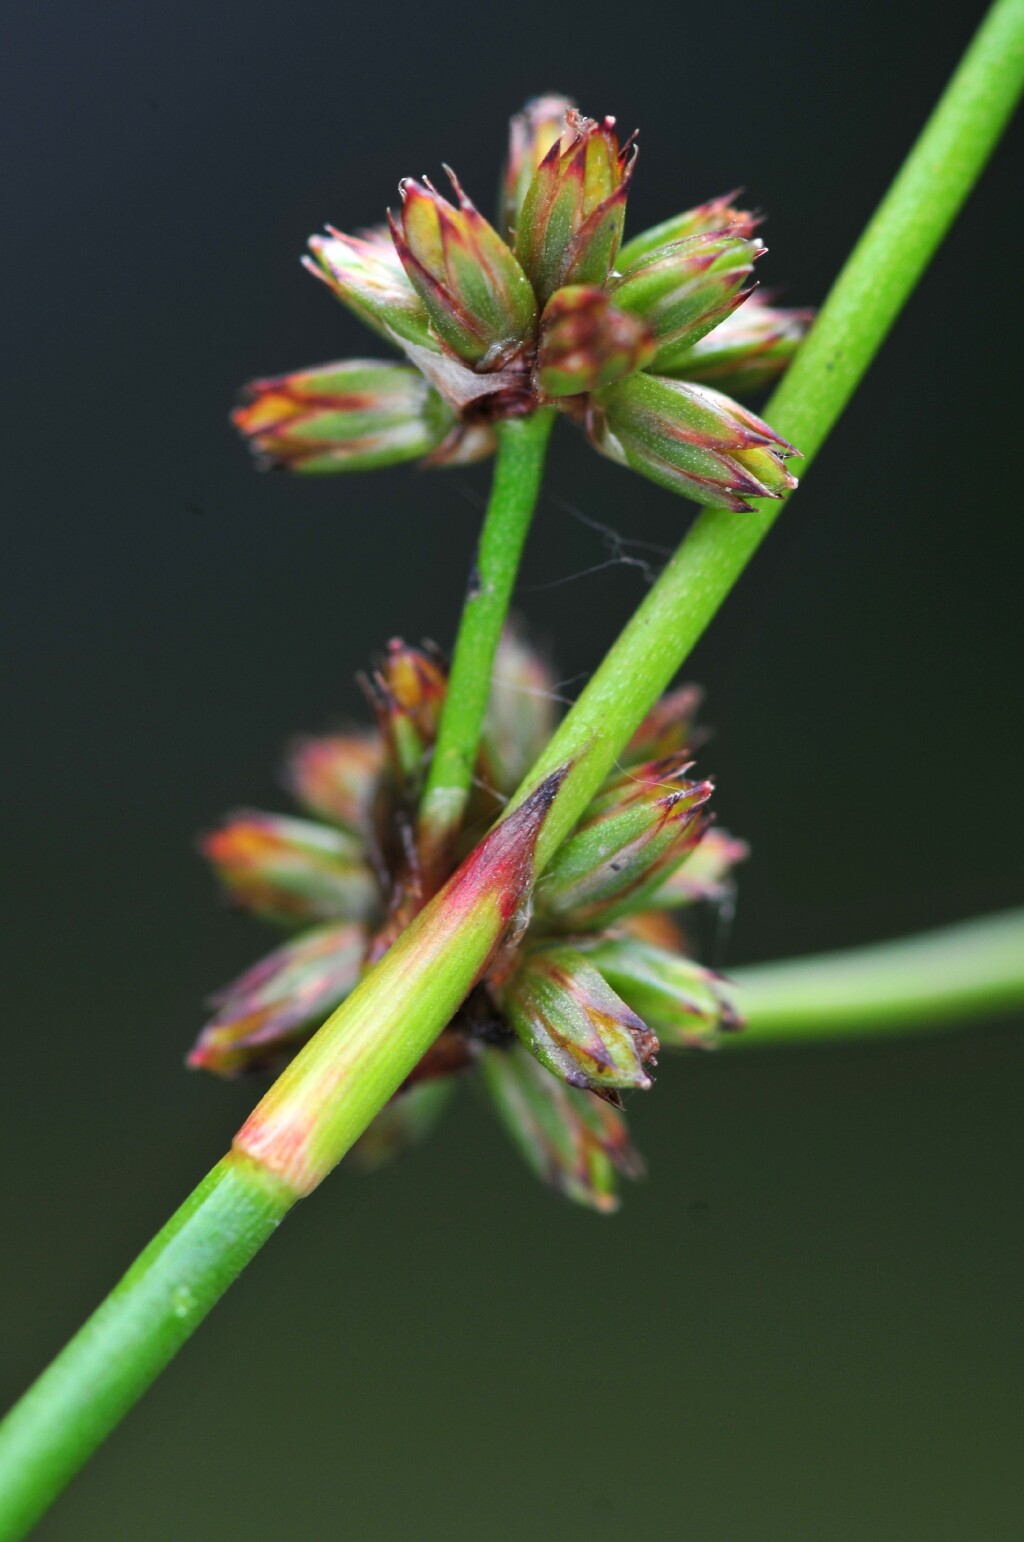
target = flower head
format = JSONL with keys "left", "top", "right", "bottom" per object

{"left": 232, "top": 360, "right": 458, "bottom": 473}
{"left": 388, "top": 170, "right": 537, "bottom": 370}
{"left": 236, "top": 96, "right": 809, "bottom": 510}
{"left": 513, "top": 110, "right": 635, "bottom": 305}
{"left": 192, "top": 632, "right": 746, "bottom": 1211}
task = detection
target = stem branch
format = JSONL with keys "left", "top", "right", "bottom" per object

{"left": 418, "top": 408, "right": 554, "bottom": 872}
{"left": 729, "top": 909, "right": 1024, "bottom": 1046}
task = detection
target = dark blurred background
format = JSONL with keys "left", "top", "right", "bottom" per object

{"left": 3, "top": 0, "right": 1022, "bottom": 1536}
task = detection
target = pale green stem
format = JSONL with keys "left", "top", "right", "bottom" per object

{"left": 418, "top": 409, "right": 555, "bottom": 872}
{"left": 1, "top": 5, "right": 1022, "bottom": 1534}
{"left": 728, "top": 909, "right": 1024, "bottom": 1046}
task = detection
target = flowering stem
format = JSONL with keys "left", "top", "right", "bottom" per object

{"left": 418, "top": 408, "right": 555, "bottom": 873}
{"left": 2, "top": 6, "right": 1022, "bottom": 1532}
{"left": 729, "top": 910, "right": 1024, "bottom": 1046}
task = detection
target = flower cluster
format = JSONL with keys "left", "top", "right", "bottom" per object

{"left": 192, "top": 633, "right": 747, "bottom": 1211}
{"left": 233, "top": 95, "right": 808, "bottom": 511}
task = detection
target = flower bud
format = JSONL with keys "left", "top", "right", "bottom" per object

{"left": 350, "top": 1080, "right": 457, "bottom": 1170}
{"left": 536, "top": 755, "right": 712, "bottom": 928}
{"left": 478, "top": 1041, "right": 643, "bottom": 1211}
{"left": 611, "top": 232, "right": 762, "bottom": 373}
{"left": 515, "top": 110, "right": 635, "bottom": 305}
{"left": 648, "top": 827, "right": 749, "bottom": 908}
{"left": 661, "top": 293, "right": 813, "bottom": 393}
{"left": 361, "top": 639, "right": 448, "bottom": 788}
{"left": 536, "top": 285, "right": 654, "bottom": 397}
{"left": 617, "top": 193, "right": 759, "bottom": 271}
{"left": 589, "top": 373, "right": 800, "bottom": 511}
{"left": 284, "top": 733, "right": 382, "bottom": 835}
{"left": 502, "top": 93, "right": 575, "bottom": 237}
{"left": 305, "top": 226, "right": 435, "bottom": 350}
{"left": 619, "top": 910, "right": 687, "bottom": 950}
{"left": 202, "top": 813, "right": 378, "bottom": 927}
{"left": 578, "top": 937, "right": 742, "bottom": 1047}
{"left": 232, "top": 360, "right": 454, "bottom": 473}
{"left": 188, "top": 922, "right": 367, "bottom": 1076}
{"left": 483, "top": 629, "right": 558, "bottom": 794}
{"left": 500, "top": 943, "right": 658, "bottom": 1096}
{"left": 388, "top": 170, "right": 537, "bottom": 369}
{"left": 621, "top": 684, "right": 705, "bottom": 767}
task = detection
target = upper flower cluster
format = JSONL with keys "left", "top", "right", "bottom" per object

{"left": 234, "top": 96, "right": 809, "bottom": 511}
{"left": 192, "top": 632, "right": 747, "bottom": 1211}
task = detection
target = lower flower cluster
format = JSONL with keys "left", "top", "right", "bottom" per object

{"left": 192, "top": 633, "right": 747, "bottom": 1211}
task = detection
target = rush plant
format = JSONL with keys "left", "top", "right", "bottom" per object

{"left": 2, "top": 4, "right": 1023, "bottom": 1535}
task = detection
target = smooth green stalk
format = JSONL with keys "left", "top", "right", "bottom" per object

{"left": 0, "top": 1153, "right": 297, "bottom": 1542}
{"left": 2, "top": 8, "right": 1021, "bottom": 1532}
{"left": 729, "top": 909, "right": 1024, "bottom": 1045}
{"left": 418, "top": 408, "right": 555, "bottom": 870}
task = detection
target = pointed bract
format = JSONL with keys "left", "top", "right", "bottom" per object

{"left": 188, "top": 921, "right": 367, "bottom": 1076}
{"left": 479, "top": 1041, "right": 644, "bottom": 1212}
{"left": 501, "top": 942, "right": 658, "bottom": 1095}
{"left": 589, "top": 372, "right": 800, "bottom": 511}
{"left": 502, "top": 93, "right": 576, "bottom": 237}
{"left": 390, "top": 171, "right": 537, "bottom": 369}
{"left": 232, "top": 360, "right": 453, "bottom": 473}
{"left": 578, "top": 936, "right": 742, "bottom": 1047}
{"left": 612, "top": 232, "right": 763, "bottom": 373}
{"left": 617, "top": 193, "right": 759, "bottom": 271}
{"left": 536, "top": 755, "right": 712, "bottom": 928}
{"left": 515, "top": 110, "right": 635, "bottom": 305}
{"left": 439, "top": 767, "right": 570, "bottom": 940}
{"left": 536, "top": 285, "right": 654, "bottom": 397}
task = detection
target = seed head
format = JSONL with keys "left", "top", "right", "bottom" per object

{"left": 193, "top": 633, "right": 747, "bottom": 1211}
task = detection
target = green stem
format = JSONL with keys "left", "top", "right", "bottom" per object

{"left": 418, "top": 408, "right": 555, "bottom": 871}
{"left": 2, "top": 7, "right": 1022, "bottom": 1532}
{"left": 0, "top": 1153, "right": 298, "bottom": 1542}
{"left": 514, "top": 0, "right": 1024, "bottom": 865}
{"left": 728, "top": 909, "right": 1024, "bottom": 1046}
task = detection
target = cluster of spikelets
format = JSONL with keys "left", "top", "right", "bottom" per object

{"left": 233, "top": 94, "right": 808, "bottom": 511}
{"left": 191, "top": 634, "right": 747, "bottom": 1211}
